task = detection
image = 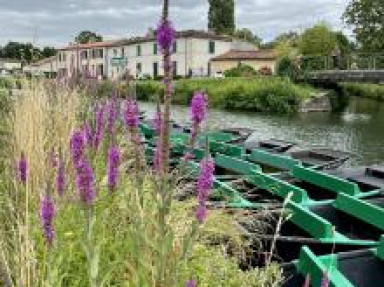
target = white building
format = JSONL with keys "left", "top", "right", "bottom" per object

{"left": 0, "top": 59, "right": 22, "bottom": 76}
{"left": 23, "top": 56, "right": 57, "bottom": 77}
{"left": 56, "top": 30, "right": 258, "bottom": 80}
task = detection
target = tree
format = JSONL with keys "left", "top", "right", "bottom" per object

{"left": 299, "top": 23, "right": 337, "bottom": 55}
{"left": 74, "top": 31, "right": 103, "bottom": 44}
{"left": 208, "top": 0, "right": 235, "bottom": 35}
{"left": 42, "top": 46, "right": 57, "bottom": 58}
{"left": 343, "top": 0, "right": 384, "bottom": 52}
{"left": 234, "top": 28, "right": 262, "bottom": 46}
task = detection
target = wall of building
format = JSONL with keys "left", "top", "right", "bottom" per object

{"left": 211, "top": 59, "right": 277, "bottom": 75}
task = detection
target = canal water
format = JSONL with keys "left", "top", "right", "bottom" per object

{"left": 139, "top": 96, "right": 384, "bottom": 166}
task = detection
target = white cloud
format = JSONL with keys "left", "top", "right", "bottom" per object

{"left": 0, "top": 0, "right": 350, "bottom": 47}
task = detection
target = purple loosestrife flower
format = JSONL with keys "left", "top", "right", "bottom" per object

{"left": 157, "top": 19, "right": 175, "bottom": 52}
{"left": 83, "top": 121, "right": 94, "bottom": 148}
{"left": 195, "top": 157, "right": 214, "bottom": 223}
{"left": 40, "top": 195, "right": 55, "bottom": 245}
{"left": 303, "top": 274, "right": 311, "bottom": 287}
{"left": 107, "top": 146, "right": 121, "bottom": 193}
{"left": 70, "top": 130, "right": 85, "bottom": 165}
{"left": 56, "top": 160, "right": 65, "bottom": 196}
{"left": 50, "top": 148, "right": 58, "bottom": 168}
{"left": 321, "top": 271, "right": 329, "bottom": 287}
{"left": 94, "top": 104, "right": 106, "bottom": 150}
{"left": 186, "top": 279, "right": 197, "bottom": 287}
{"left": 124, "top": 99, "right": 139, "bottom": 129}
{"left": 75, "top": 158, "right": 95, "bottom": 205}
{"left": 191, "top": 92, "right": 208, "bottom": 124}
{"left": 107, "top": 98, "right": 118, "bottom": 135}
{"left": 18, "top": 152, "right": 28, "bottom": 184}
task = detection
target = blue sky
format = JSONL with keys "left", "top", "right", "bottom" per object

{"left": 0, "top": 0, "right": 351, "bottom": 47}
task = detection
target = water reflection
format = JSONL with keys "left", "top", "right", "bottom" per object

{"left": 139, "top": 97, "right": 384, "bottom": 165}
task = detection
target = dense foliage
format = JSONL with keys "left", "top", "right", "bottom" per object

{"left": 342, "top": 83, "right": 384, "bottom": 101}
{"left": 299, "top": 23, "right": 337, "bottom": 56}
{"left": 276, "top": 57, "right": 299, "bottom": 80}
{"left": 75, "top": 31, "right": 103, "bottom": 44}
{"left": 0, "top": 42, "right": 56, "bottom": 63}
{"left": 208, "top": 0, "right": 235, "bottom": 35}
{"left": 224, "top": 64, "right": 258, "bottom": 77}
{"left": 343, "top": 0, "right": 384, "bottom": 52}
{"left": 134, "top": 77, "right": 314, "bottom": 114}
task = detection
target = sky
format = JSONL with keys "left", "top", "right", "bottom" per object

{"left": 0, "top": 0, "right": 351, "bottom": 48}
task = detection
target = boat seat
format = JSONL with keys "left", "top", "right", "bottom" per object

{"left": 248, "top": 149, "right": 302, "bottom": 171}
{"left": 214, "top": 153, "right": 261, "bottom": 175}
{"left": 292, "top": 166, "right": 360, "bottom": 196}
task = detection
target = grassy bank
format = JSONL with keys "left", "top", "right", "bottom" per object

{"left": 341, "top": 83, "right": 384, "bottom": 101}
{"left": 135, "top": 77, "right": 316, "bottom": 114}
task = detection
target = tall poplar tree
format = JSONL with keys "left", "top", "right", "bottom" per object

{"left": 208, "top": 0, "right": 235, "bottom": 35}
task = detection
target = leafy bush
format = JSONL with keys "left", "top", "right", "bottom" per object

{"left": 224, "top": 64, "right": 258, "bottom": 78}
{"left": 136, "top": 77, "right": 315, "bottom": 113}
{"left": 341, "top": 83, "right": 384, "bottom": 101}
{"left": 276, "top": 56, "right": 299, "bottom": 80}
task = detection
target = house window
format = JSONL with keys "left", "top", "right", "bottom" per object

{"left": 137, "top": 45, "right": 141, "bottom": 56}
{"left": 113, "top": 49, "right": 118, "bottom": 57}
{"left": 153, "top": 62, "right": 158, "bottom": 78}
{"left": 153, "top": 43, "right": 158, "bottom": 55}
{"left": 136, "top": 63, "right": 142, "bottom": 75}
{"left": 121, "top": 48, "right": 125, "bottom": 57}
{"left": 172, "top": 61, "right": 177, "bottom": 77}
{"left": 99, "top": 49, "right": 103, "bottom": 58}
{"left": 91, "top": 50, "right": 96, "bottom": 59}
{"left": 173, "top": 41, "right": 177, "bottom": 53}
{"left": 59, "top": 54, "right": 62, "bottom": 62}
{"left": 81, "top": 51, "right": 88, "bottom": 60}
{"left": 209, "top": 41, "right": 215, "bottom": 54}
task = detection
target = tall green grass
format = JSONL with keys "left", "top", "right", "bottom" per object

{"left": 135, "top": 77, "right": 316, "bottom": 114}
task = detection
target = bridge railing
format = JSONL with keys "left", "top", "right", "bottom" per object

{"left": 300, "top": 54, "right": 384, "bottom": 72}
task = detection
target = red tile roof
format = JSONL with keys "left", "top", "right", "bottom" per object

{"left": 58, "top": 40, "right": 119, "bottom": 51}
{"left": 211, "top": 49, "right": 277, "bottom": 61}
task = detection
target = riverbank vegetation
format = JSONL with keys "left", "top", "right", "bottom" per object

{"left": 341, "top": 83, "right": 384, "bottom": 101}
{"left": 134, "top": 77, "right": 316, "bottom": 114}
{"left": 0, "top": 79, "right": 284, "bottom": 286}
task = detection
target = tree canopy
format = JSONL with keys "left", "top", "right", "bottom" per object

{"left": 74, "top": 31, "right": 103, "bottom": 44}
{"left": 343, "top": 0, "right": 384, "bottom": 52}
{"left": 299, "top": 23, "right": 337, "bottom": 55}
{"left": 233, "top": 28, "right": 262, "bottom": 46}
{"left": 208, "top": 0, "right": 235, "bottom": 35}
{"left": 0, "top": 42, "right": 56, "bottom": 64}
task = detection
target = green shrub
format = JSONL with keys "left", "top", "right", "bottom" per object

{"left": 224, "top": 64, "right": 258, "bottom": 78}
{"left": 341, "top": 83, "right": 384, "bottom": 101}
{"left": 276, "top": 57, "right": 299, "bottom": 80}
{"left": 136, "top": 77, "right": 315, "bottom": 113}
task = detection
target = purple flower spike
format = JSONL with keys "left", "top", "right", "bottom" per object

{"left": 195, "top": 203, "right": 207, "bottom": 224}
{"left": 70, "top": 130, "right": 85, "bottom": 165}
{"left": 186, "top": 279, "right": 197, "bottom": 287}
{"left": 107, "top": 146, "right": 121, "bottom": 193}
{"left": 124, "top": 99, "right": 139, "bottom": 129}
{"left": 18, "top": 153, "right": 28, "bottom": 184}
{"left": 56, "top": 160, "right": 65, "bottom": 196}
{"left": 83, "top": 121, "right": 94, "bottom": 147}
{"left": 94, "top": 104, "right": 106, "bottom": 150}
{"left": 321, "top": 271, "right": 329, "bottom": 287}
{"left": 157, "top": 19, "right": 175, "bottom": 52}
{"left": 40, "top": 195, "right": 55, "bottom": 245}
{"left": 195, "top": 157, "right": 214, "bottom": 223}
{"left": 107, "top": 98, "right": 118, "bottom": 135}
{"left": 75, "top": 158, "right": 95, "bottom": 205}
{"left": 191, "top": 92, "right": 208, "bottom": 124}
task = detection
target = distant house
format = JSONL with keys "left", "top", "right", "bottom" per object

{"left": 210, "top": 49, "right": 278, "bottom": 75}
{"left": 56, "top": 30, "right": 257, "bottom": 79}
{"left": 24, "top": 56, "right": 57, "bottom": 77}
{"left": 0, "top": 59, "right": 22, "bottom": 76}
